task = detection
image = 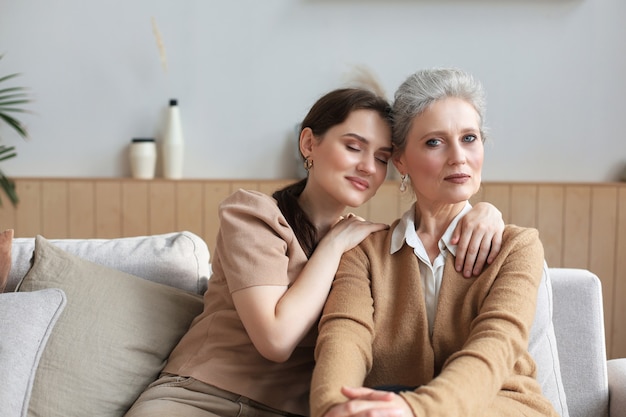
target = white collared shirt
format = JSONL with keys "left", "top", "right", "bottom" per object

{"left": 390, "top": 201, "right": 472, "bottom": 335}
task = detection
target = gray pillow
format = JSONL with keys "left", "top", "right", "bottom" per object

{"left": 0, "top": 288, "right": 66, "bottom": 417}
{"left": 17, "top": 235, "right": 204, "bottom": 417}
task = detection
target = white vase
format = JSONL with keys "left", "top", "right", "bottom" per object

{"left": 129, "top": 138, "right": 157, "bottom": 179}
{"left": 162, "top": 99, "right": 184, "bottom": 179}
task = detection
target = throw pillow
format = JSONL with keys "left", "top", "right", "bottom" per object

{"left": 8, "top": 230, "right": 211, "bottom": 294}
{"left": 0, "top": 228, "right": 14, "bottom": 293}
{"left": 529, "top": 264, "right": 570, "bottom": 417}
{"left": 0, "top": 288, "right": 66, "bottom": 417}
{"left": 17, "top": 235, "right": 204, "bottom": 417}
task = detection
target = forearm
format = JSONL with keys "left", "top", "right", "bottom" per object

{"left": 311, "top": 249, "right": 375, "bottom": 417}
{"left": 273, "top": 240, "right": 345, "bottom": 344}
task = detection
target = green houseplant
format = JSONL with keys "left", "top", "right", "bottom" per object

{"left": 0, "top": 54, "right": 30, "bottom": 207}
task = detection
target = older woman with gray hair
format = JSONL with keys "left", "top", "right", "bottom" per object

{"left": 310, "top": 68, "right": 559, "bottom": 417}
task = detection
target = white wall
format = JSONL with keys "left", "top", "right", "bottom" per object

{"left": 1, "top": 0, "right": 625, "bottom": 182}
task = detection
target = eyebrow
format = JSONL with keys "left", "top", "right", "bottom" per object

{"left": 419, "top": 127, "right": 480, "bottom": 140}
{"left": 343, "top": 133, "right": 393, "bottom": 152}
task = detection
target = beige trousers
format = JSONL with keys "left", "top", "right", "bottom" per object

{"left": 125, "top": 374, "right": 303, "bottom": 417}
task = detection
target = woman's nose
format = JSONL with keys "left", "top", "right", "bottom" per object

{"left": 449, "top": 143, "right": 467, "bottom": 164}
{"left": 357, "top": 155, "right": 376, "bottom": 174}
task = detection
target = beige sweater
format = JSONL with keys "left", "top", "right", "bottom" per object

{"left": 311, "top": 223, "right": 558, "bottom": 417}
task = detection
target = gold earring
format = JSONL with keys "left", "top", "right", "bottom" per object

{"left": 400, "top": 174, "right": 408, "bottom": 192}
{"left": 303, "top": 158, "right": 313, "bottom": 171}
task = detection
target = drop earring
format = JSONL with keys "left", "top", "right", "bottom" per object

{"left": 303, "top": 158, "right": 313, "bottom": 171}
{"left": 400, "top": 174, "right": 408, "bottom": 192}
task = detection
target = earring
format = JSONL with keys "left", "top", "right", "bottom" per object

{"left": 303, "top": 158, "right": 313, "bottom": 171}
{"left": 399, "top": 174, "right": 408, "bottom": 192}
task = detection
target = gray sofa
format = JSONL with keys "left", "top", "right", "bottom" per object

{"left": 1, "top": 231, "right": 624, "bottom": 417}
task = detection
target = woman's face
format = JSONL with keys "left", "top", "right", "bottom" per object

{"left": 394, "top": 97, "right": 483, "bottom": 206}
{"left": 305, "top": 109, "right": 392, "bottom": 208}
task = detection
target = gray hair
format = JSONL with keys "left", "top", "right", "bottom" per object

{"left": 392, "top": 68, "right": 487, "bottom": 154}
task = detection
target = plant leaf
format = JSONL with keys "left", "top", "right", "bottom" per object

{"left": 0, "top": 94, "right": 28, "bottom": 103}
{"left": 0, "top": 112, "right": 28, "bottom": 138}
{"left": 0, "top": 107, "right": 30, "bottom": 114}
{"left": 0, "top": 73, "right": 21, "bottom": 84}
{"left": 0, "top": 168, "right": 19, "bottom": 207}
{"left": 0, "top": 99, "right": 30, "bottom": 106}
{"left": 0, "top": 86, "right": 28, "bottom": 95}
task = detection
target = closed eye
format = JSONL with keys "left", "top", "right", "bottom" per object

{"left": 375, "top": 155, "right": 389, "bottom": 165}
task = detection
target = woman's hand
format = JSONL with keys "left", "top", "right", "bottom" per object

{"left": 451, "top": 202, "right": 504, "bottom": 278}
{"left": 324, "top": 213, "right": 389, "bottom": 254}
{"left": 323, "top": 387, "right": 413, "bottom": 417}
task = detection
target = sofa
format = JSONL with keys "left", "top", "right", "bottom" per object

{"left": 0, "top": 230, "right": 624, "bottom": 417}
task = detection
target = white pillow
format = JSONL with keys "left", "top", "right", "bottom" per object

{"left": 529, "top": 264, "right": 570, "bottom": 417}
{"left": 0, "top": 288, "right": 66, "bottom": 417}
{"left": 8, "top": 231, "right": 211, "bottom": 293}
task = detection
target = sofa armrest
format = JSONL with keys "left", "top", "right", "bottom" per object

{"left": 609, "top": 358, "right": 626, "bottom": 417}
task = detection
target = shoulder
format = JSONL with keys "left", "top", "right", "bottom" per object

{"left": 344, "top": 218, "right": 401, "bottom": 263}
{"left": 500, "top": 224, "right": 544, "bottom": 261}
{"left": 220, "top": 188, "right": 278, "bottom": 212}
{"left": 218, "top": 189, "right": 291, "bottom": 236}
{"left": 503, "top": 224, "right": 540, "bottom": 245}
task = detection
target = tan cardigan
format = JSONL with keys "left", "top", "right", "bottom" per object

{"left": 311, "top": 223, "right": 558, "bottom": 417}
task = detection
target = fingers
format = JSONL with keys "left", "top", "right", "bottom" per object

{"left": 344, "top": 212, "right": 366, "bottom": 222}
{"left": 341, "top": 386, "right": 395, "bottom": 402}
{"left": 454, "top": 224, "right": 488, "bottom": 277}
{"left": 324, "top": 400, "right": 405, "bottom": 417}
{"left": 470, "top": 233, "right": 491, "bottom": 276}
{"left": 453, "top": 225, "right": 471, "bottom": 276}
{"left": 454, "top": 202, "right": 505, "bottom": 277}
{"left": 487, "top": 232, "right": 503, "bottom": 264}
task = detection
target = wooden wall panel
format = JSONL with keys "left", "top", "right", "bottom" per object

{"left": 613, "top": 188, "right": 626, "bottom": 358}
{"left": 589, "top": 186, "right": 618, "bottom": 357}
{"left": 69, "top": 181, "right": 95, "bottom": 238}
{"left": 536, "top": 186, "right": 564, "bottom": 267}
{"left": 202, "top": 181, "right": 230, "bottom": 255}
{"left": 176, "top": 182, "right": 204, "bottom": 235}
{"left": 368, "top": 183, "right": 400, "bottom": 224}
{"left": 562, "top": 186, "right": 591, "bottom": 269}
{"left": 258, "top": 180, "right": 291, "bottom": 197}
{"left": 41, "top": 180, "right": 68, "bottom": 238}
{"left": 15, "top": 180, "right": 41, "bottom": 237}
{"left": 510, "top": 185, "right": 537, "bottom": 228}
{"left": 95, "top": 181, "right": 122, "bottom": 238}
{"left": 121, "top": 181, "right": 149, "bottom": 237}
{"left": 482, "top": 184, "right": 511, "bottom": 222}
{"left": 3, "top": 178, "right": 626, "bottom": 359}
{"left": 146, "top": 181, "right": 175, "bottom": 235}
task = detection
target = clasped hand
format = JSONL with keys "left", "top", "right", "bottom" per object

{"left": 323, "top": 387, "right": 413, "bottom": 417}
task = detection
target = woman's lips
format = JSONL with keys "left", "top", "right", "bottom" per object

{"left": 444, "top": 173, "right": 471, "bottom": 184}
{"left": 347, "top": 176, "right": 369, "bottom": 191}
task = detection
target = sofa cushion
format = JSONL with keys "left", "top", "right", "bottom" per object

{"left": 529, "top": 265, "right": 569, "bottom": 417}
{"left": 0, "top": 288, "right": 66, "bottom": 417}
{"left": 0, "top": 229, "right": 14, "bottom": 293}
{"left": 17, "top": 235, "right": 204, "bottom": 417}
{"left": 7, "top": 231, "right": 211, "bottom": 294}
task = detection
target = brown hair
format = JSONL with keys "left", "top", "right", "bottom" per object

{"left": 272, "top": 88, "right": 392, "bottom": 257}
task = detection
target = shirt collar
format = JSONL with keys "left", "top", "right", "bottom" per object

{"left": 390, "top": 201, "right": 473, "bottom": 256}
